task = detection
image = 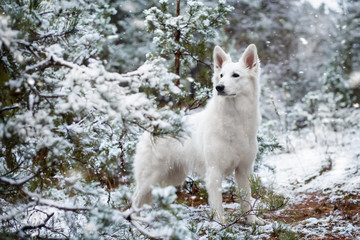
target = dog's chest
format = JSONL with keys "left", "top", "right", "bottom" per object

{"left": 204, "top": 99, "right": 258, "bottom": 162}
{"left": 217, "top": 107, "right": 257, "bottom": 142}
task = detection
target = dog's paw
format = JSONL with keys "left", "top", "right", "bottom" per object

{"left": 216, "top": 214, "right": 226, "bottom": 225}
{"left": 246, "top": 215, "right": 265, "bottom": 226}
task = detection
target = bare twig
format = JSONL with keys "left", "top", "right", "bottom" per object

{"left": 17, "top": 209, "right": 70, "bottom": 239}
{"left": 215, "top": 210, "right": 251, "bottom": 233}
{"left": 19, "top": 212, "right": 54, "bottom": 233}
{"left": 271, "top": 97, "right": 281, "bottom": 120}
{"left": 39, "top": 94, "right": 66, "bottom": 98}
{"left": 0, "top": 106, "right": 19, "bottom": 113}
{"left": 181, "top": 50, "right": 212, "bottom": 69}
{"left": 35, "top": 29, "right": 75, "bottom": 42}
{"left": 123, "top": 209, "right": 163, "bottom": 240}
{"left": 0, "top": 160, "right": 24, "bottom": 177}
{"left": 131, "top": 121, "right": 154, "bottom": 134}
{"left": 25, "top": 55, "right": 74, "bottom": 74}
{"left": 39, "top": 10, "right": 54, "bottom": 16}
{"left": 25, "top": 45, "right": 41, "bottom": 60}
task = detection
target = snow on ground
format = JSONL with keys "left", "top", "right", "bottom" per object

{"left": 259, "top": 117, "right": 360, "bottom": 198}
{"left": 255, "top": 108, "right": 360, "bottom": 239}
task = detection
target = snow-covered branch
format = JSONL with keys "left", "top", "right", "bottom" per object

{"left": 18, "top": 212, "right": 55, "bottom": 234}
{"left": 0, "top": 174, "right": 37, "bottom": 186}
{"left": 24, "top": 55, "right": 76, "bottom": 73}
{"left": 0, "top": 106, "right": 19, "bottom": 113}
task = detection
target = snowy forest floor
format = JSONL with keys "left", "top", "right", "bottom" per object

{"left": 257, "top": 110, "right": 360, "bottom": 239}
{"left": 167, "top": 108, "right": 360, "bottom": 239}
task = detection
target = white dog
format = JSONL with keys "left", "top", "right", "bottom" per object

{"left": 132, "top": 44, "right": 264, "bottom": 225}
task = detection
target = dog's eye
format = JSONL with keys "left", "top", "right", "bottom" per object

{"left": 232, "top": 73, "right": 240, "bottom": 78}
{"left": 220, "top": 74, "right": 223, "bottom": 78}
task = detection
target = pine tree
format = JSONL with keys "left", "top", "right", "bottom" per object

{"left": 144, "top": 0, "right": 233, "bottom": 83}
{"left": 323, "top": 0, "right": 360, "bottom": 107}
{"left": 105, "top": 0, "right": 155, "bottom": 73}
{"left": 0, "top": 0, "right": 185, "bottom": 238}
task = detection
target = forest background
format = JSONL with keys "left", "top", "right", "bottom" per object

{"left": 0, "top": 0, "right": 359, "bottom": 239}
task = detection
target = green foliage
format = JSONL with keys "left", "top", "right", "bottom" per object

{"left": 319, "top": 0, "right": 360, "bottom": 108}
{"left": 0, "top": 0, "right": 186, "bottom": 238}
{"left": 181, "top": 176, "right": 209, "bottom": 203}
{"left": 272, "top": 222, "right": 299, "bottom": 240}
{"left": 152, "top": 185, "right": 178, "bottom": 208}
{"left": 249, "top": 175, "right": 289, "bottom": 214}
{"left": 323, "top": 59, "right": 357, "bottom": 107}
{"left": 255, "top": 132, "right": 282, "bottom": 172}
{"left": 144, "top": 0, "right": 233, "bottom": 77}
{"left": 337, "top": 0, "right": 360, "bottom": 75}
{"left": 105, "top": 0, "right": 155, "bottom": 73}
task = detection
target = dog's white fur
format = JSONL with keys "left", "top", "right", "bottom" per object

{"left": 132, "top": 44, "right": 263, "bottom": 225}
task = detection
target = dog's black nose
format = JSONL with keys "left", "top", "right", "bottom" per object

{"left": 216, "top": 84, "right": 225, "bottom": 93}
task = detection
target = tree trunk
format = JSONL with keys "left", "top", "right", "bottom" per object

{"left": 174, "top": 0, "right": 181, "bottom": 85}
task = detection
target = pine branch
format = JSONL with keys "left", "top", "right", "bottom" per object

{"left": 25, "top": 55, "right": 75, "bottom": 74}
{"left": 21, "top": 189, "right": 90, "bottom": 212}
{"left": 0, "top": 202, "right": 37, "bottom": 222}
{"left": 0, "top": 159, "right": 57, "bottom": 187}
{"left": 0, "top": 172, "right": 37, "bottom": 186}
{"left": 17, "top": 209, "right": 70, "bottom": 239}
{"left": 185, "top": 97, "right": 209, "bottom": 112}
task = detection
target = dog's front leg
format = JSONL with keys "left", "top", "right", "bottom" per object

{"left": 235, "top": 167, "right": 265, "bottom": 225}
{"left": 205, "top": 167, "right": 225, "bottom": 223}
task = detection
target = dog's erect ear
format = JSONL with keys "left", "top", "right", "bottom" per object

{"left": 213, "top": 46, "right": 231, "bottom": 71}
{"left": 240, "top": 44, "right": 259, "bottom": 72}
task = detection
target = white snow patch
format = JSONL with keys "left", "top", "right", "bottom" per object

{"left": 299, "top": 37, "right": 308, "bottom": 45}
{"left": 259, "top": 112, "right": 360, "bottom": 196}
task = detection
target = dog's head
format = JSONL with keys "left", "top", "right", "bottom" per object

{"left": 212, "top": 44, "right": 260, "bottom": 97}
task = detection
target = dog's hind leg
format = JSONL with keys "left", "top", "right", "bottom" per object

{"left": 132, "top": 165, "right": 166, "bottom": 208}
{"left": 235, "top": 167, "right": 264, "bottom": 225}
{"left": 132, "top": 180, "right": 153, "bottom": 209}
{"left": 133, "top": 164, "right": 187, "bottom": 209}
